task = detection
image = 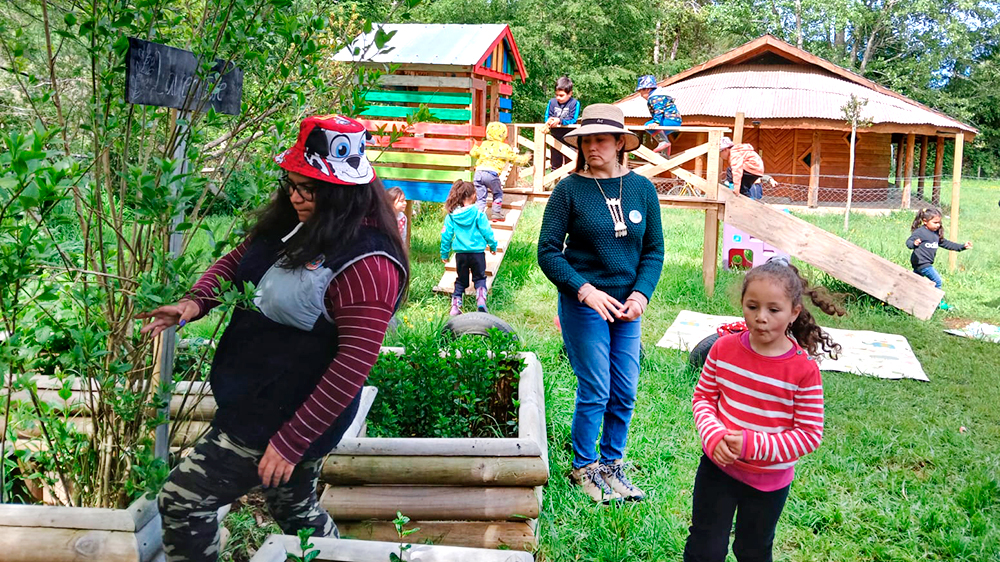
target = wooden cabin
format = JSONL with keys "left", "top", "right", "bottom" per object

{"left": 336, "top": 24, "right": 527, "bottom": 203}
{"left": 615, "top": 36, "right": 977, "bottom": 208}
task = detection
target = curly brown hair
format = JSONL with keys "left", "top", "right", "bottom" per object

{"left": 742, "top": 259, "right": 846, "bottom": 358}
{"left": 444, "top": 179, "right": 477, "bottom": 214}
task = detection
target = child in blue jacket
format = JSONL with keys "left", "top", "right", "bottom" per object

{"left": 635, "top": 74, "right": 682, "bottom": 155}
{"left": 442, "top": 179, "right": 498, "bottom": 315}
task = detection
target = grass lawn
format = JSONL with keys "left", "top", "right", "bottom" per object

{"left": 392, "top": 179, "right": 1000, "bottom": 561}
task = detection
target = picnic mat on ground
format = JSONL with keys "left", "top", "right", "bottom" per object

{"left": 656, "top": 310, "right": 929, "bottom": 382}
{"left": 945, "top": 322, "right": 1000, "bottom": 343}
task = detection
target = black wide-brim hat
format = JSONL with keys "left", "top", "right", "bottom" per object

{"left": 562, "top": 104, "right": 640, "bottom": 152}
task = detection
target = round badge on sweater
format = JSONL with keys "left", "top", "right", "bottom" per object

{"left": 629, "top": 210, "right": 642, "bottom": 224}
{"left": 305, "top": 255, "right": 325, "bottom": 271}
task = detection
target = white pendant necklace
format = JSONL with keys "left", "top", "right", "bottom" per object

{"left": 592, "top": 173, "right": 627, "bottom": 238}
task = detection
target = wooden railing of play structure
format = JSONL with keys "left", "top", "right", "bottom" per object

{"left": 506, "top": 124, "right": 731, "bottom": 295}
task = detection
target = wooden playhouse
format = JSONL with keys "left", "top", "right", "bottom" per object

{"left": 615, "top": 35, "right": 976, "bottom": 208}
{"left": 336, "top": 23, "right": 527, "bottom": 203}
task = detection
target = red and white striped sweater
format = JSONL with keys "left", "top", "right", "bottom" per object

{"left": 185, "top": 240, "right": 399, "bottom": 464}
{"left": 693, "top": 333, "right": 824, "bottom": 474}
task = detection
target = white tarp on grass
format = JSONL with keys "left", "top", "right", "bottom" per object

{"left": 945, "top": 322, "right": 1000, "bottom": 344}
{"left": 656, "top": 310, "right": 929, "bottom": 382}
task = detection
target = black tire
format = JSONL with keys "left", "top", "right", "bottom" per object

{"left": 688, "top": 333, "right": 720, "bottom": 371}
{"left": 442, "top": 312, "right": 518, "bottom": 339}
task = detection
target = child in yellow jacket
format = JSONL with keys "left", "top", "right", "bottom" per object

{"left": 470, "top": 122, "right": 529, "bottom": 220}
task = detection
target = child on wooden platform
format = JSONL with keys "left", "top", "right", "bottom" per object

{"left": 441, "top": 180, "right": 498, "bottom": 315}
{"left": 470, "top": 122, "right": 530, "bottom": 221}
{"left": 906, "top": 206, "right": 972, "bottom": 310}
{"left": 544, "top": 75, "right": 580, "bottom": 171}
{"left": 386, "top": 186, "right": 407, "bottom": 242}
{"left": 686, "top": 257, "right": 844, "bottom": 562}
{"left": 635, "top": 74, "right": 682, "bottom": 155}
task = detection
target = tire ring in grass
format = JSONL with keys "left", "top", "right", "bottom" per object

{"left": 442, "top": 312, "right": 518, "bottom": 340}
{"left": 689, "top": 333, "right": 720, "bottom": 371}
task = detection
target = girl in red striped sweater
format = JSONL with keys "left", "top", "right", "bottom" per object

{"left": 685, "top": 258, "right": 844, "bottom": 562}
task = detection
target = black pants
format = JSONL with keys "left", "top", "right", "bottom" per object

{"left": 683, "top": 455, "right": 791, "bottom": 562}
{"left": 549, "top": 127, "right": 572, "bottom": 170}
{"left": 739, "top": 172, "right": 762, "bottom": 199}
{"left": 453, "top": 251, "right": 487, "bottom": 297}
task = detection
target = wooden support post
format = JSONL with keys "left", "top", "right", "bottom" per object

{"left": 895, "top": 136, "right": 905, "bottom": 186}
{"left": 901, "top": 133, "right": 915, "bottom": 209}
{"left": 808, "top": 130, "right": 821, "bottom": 208}
{"left": 693, "top": 133, "right": 706, "bottom": 179}
{"left": 488, "top": 81, "right": 500, "bottom": 122}
{"left": 917, "top": 135, "right": 928, "bottom": 201}
{"left": 703, "top": 131, "right": 722, "bottom": 297}
{"left": 404, "top": 201, "right": 413, "bottom": 248}
{"left": 949, "top": 133, "right": 964, "bottom": 272}
{"left": 933, "top": 135, "right": 944, "bottom": 205}
{"left": 532, "top": 125, "right": 545, "bottom": 193}
{"left": 733, "top": 112, "right": 745, "bottom": 145}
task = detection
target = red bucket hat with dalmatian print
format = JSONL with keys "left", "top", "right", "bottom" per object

{"left": 274, "top": 114, "right": 376, "bottom": 186}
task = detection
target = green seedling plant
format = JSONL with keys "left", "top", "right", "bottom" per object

{"left": 389, "top": 511, "right": 420, "bottom": 562}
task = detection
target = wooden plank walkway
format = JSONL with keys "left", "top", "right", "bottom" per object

{"left": 433, "top": 194, "right": 527, "bottom": 295}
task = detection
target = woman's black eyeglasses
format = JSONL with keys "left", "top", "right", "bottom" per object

{"left": 279, "top": 177, "right": 317, "bottom": 201}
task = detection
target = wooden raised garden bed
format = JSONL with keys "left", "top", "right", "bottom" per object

{"left": 250, "top": 533, "right": 534, "bottom": 562}
{"left": 321, "top": 351, "right": 548, "bottom": 551}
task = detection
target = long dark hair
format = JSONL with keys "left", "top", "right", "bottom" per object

{"left": 912, "top": 206, "right": 943, "bottom": 241}
{"left": 250, "top": 174, "right": 409, "bottom": 276}
{"left": 742, "top": 260, "right": 846, "bottom": 358}
{"left": 574, "top": 133, "right": 627, "bottom": 172}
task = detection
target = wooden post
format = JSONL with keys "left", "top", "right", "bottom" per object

{"left": 404, "top": 201, "right": 413, "bottom": 248}
{"left": 532, "top": 125, "right": 545, "bottom": 193}
{"left": 694, "top": 133, "right": 706, "bottom": 179}
{"left": 933, "top": 135, "right": 944, "bottom": 205}
{"left": 808, "top": 130, "right": 821, "bottom": 208}
{"left": 703, "top": 131, "right": 722, "bottom": 297}
{"left": 949, "top": 133, "right": 964, "bottom": 272}
{"left": 733, "top": 112, "right": 745, "bottom": 144}
{"left": 895, "top": 136, "right": 905, "bottom": 186}
{"left": 901, "top": 133, "right": 915, "bottom": 209}
{"left": 917, "top": 135, "right": 928, "bottom": 201}
{"left": 488, "top": 81, "right": 500, "bottom": 123}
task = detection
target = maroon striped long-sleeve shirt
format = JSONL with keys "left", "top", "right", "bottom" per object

{"left": 184, "top": 241, "right": 399, "bottom": 463}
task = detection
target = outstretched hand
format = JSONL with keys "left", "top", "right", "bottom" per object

{"left": 136, "top": 300, "right": 200, "bottom": 338}
{"left": 964, "top": 241, "right": 973, "bottom": 249}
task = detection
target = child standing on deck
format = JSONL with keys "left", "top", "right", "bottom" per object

{"left": 441, "top": 180, "right": 498, "bottom": 316}
{"left": 635, "top": 74, "right": 682, "bottom": 155}
{"left": 685, "top": 258, "right": 845, "bottom": 562}
{"left": 544, "top": 75, "right": 580, "bottom": 171}
{"left": 906, "top": 206, "right": 972, "bottom": 310}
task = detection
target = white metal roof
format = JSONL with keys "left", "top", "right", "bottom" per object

{"left": 334, "top": 24, "right": 510, "bottom": 66}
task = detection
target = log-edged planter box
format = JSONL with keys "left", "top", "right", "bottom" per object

{"left": 321, "top": 351, "right": 548, "bottom": 552}
{"left": 250, "top": 533, "right": 534, "bottom": 562}
{"left": 0, "top": 495, "right": 231, "bottom": 562}
{"left": 0, "top": 497, "right": 165, "bottom": 562}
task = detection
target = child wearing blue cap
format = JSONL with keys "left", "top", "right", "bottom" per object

{"left": 635, "top": 74, "right": 682, "bottom": 154}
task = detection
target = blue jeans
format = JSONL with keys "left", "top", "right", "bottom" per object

{"left": 916, "top": 266, "right": 943, "bottom": 289}
{"left": 558, "top": 293, "right": 642, "bottom": 469}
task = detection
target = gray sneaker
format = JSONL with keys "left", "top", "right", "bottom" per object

{"left": 570, "top": 462, "right": 623, "bottom": 504}
{"left": 600, "top": 459, "right": 645, "bottom": 501}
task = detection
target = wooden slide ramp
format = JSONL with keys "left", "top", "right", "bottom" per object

{"left": 433, "top": 193, "right": 527, "bottom": 295}
{"left": 720, "top": 189, "right": 944, "bottom": 320}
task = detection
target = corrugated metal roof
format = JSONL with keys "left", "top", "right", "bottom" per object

{"left": 334, "top": 24, "right": 509, "bottom": 66}
{"left": 617, "top": 65, "right": 971, "bottom": 132}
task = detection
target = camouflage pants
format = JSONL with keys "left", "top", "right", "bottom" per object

{"left": 158, "top": 427, "right": 336, "bottom": 562}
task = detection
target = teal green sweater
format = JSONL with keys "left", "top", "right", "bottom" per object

{"left": 537, "top": 172, "right": 664, "bottom": 303}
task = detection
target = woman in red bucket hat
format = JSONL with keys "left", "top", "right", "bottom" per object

{"left": 138, "top": 114, "right": 409, "bottom": 562}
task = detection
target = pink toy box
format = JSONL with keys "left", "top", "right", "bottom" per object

{"left": 722, "top": 223, "right": 790, "bottom": 269}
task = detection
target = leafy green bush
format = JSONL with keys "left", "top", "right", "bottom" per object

{"left": 366, "top": 329, "right": 525, "bottom": 439}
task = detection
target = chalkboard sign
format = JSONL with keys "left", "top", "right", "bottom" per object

{"left": 126, "top": 38, "right": 243, "bottom": 115}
